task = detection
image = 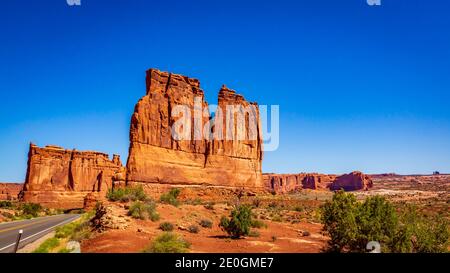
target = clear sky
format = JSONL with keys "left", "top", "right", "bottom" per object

{"left": 1, "top": 0, "right": 450, "bottom": 182}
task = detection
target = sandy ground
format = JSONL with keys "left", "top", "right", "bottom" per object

{"left": 81, "top": 203, "right": 327, "bottom": 253}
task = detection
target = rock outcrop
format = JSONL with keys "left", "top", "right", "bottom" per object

{"left": 126, "top": 69, "right": 263, "bottom": 189}
{"left": 0, "top": 183, "right": 23, "bottom": 200}
{"left": 330, "top": 171, "right": 373, "bottom": 191}
{"left": 21, "top": 144, "right": 125, "bottom": 209}
{"left": 264, "top": 171, "right": 373, "bottom": 193}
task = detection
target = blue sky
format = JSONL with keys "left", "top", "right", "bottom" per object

{"left": 1, "top": 0, "right": 450, "bottom": 182}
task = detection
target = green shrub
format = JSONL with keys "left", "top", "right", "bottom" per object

{"left": 106, "top": 185, "right": 147, "bottom": 202}
{"left": 55, "top": 222, "right": 79, "bottom": 239}
{"left": 188, "top": 225, "right": 200, "bottom": 234}
{"left": 0, "top": 201, "right": 13, "bottom": 208}
{"left": 57, "top": 248, "right": 71, "bottom": 253}
{"left": 219, "top": 204, "right": 253, "bottom": 238}
{"left": 70, "top": 221, "right": 93, "bottom": 242}
{"left": 248, "top": 230, "right": 260, "bottom": 237}
{"left": 128, "top": 200, "right": 160, "bottom": 221}
{"left": 321, "top": 191, "right": 450, "bottom": 253}
{"left": 144, "top": 232, "right": 190, "bottom": 253}
{"left": 199, "top": 219, "right": 213, "bottom": 228}
{"left": 250, "top": 219, "right": 267, "bottom": 229}
{"left": 389, "top": 206, "right": 449, "bottom": 253}
{"left": 55, "top": 212, "right": 94, "bottom": 242}
{"left": 271, "top": 215, "right": 282, "bottom": 222}
{"left": 160, "top": 188, "right": 181, "bottom": 207}
{"left": 21, "top": 203, "right": 42, "bottom": 217}
{"left": 32, "top": 237, "right": 60, "bottom": 253}
{"left": 159, "top": 222, "right": 174, "bottom": 231}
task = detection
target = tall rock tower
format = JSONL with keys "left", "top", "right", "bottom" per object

{"left": 126, "top": 69, "right": 263, "bottom": 189}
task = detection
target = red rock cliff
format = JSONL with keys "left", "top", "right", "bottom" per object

{"left": 0, "top": 183, "right": 23, "bottom": 200}
{"left": 263, "top": 171, "right": 372, "bottom": 193}
{"left": 21, "top": 144, "right": 124, "bottom": 209}
{"left": 126, "top": 69, "right": 263, "bottom": 189}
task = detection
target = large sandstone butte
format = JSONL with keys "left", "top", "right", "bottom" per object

{"left": 0, "top": 183, "right": 23, "bottom": 200}
{"left": 126, "top": 69, "right": 263, "bottom": 190}
{"left": 263, "top": 171, "right": 373, "bottom": 193}
{"left": 21, "top": 144, "right": 124, "bottom": 209}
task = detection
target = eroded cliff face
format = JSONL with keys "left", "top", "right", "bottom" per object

{"left": 21, "top": 144, "right": 124, "bottom": 209}
{"left": 0, "top": 183, "right": 23, "bottom": 200}
{"left": 263, "top": 171, "right": 372, "bottom": 193}
{"left": 126, "top": 69, "right": 263, "bottom": 189}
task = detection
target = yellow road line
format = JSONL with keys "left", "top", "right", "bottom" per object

{"left": 0, "top": 216, "right": 64, "bottom": 234}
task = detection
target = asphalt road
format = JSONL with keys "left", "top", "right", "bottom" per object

{"left": 0, "top": 214, "right": 80, "bottom": 253}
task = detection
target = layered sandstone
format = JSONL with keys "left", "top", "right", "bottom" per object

{"left": 330, "top": 172, "right": 373, "bottom": 191}
{"left": 126, "top": 69, "right": 263, "bottom": 189}
{"left": 0, "top": 183, "right": 23, "bottom": 200}
{"left": 264, "top": 171, "right": 372, "bottom": 193}
{"left": 21, "top": 144, "right": 124, "bottom": 209}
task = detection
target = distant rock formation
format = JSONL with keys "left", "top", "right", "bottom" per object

{"left": 126, "top": 69, "right": 263, "bottom": 189}
{"left": 21, "top": 144, "right": 125, "bottom": 209}
{"left": 263, "top": 171, "right": 373, "bottom": 193}
{"left": 0, "top": 183, "right": 23, "bottom": 200}
{"left": 330, "top": 171, "right": 373, "bottom": 191}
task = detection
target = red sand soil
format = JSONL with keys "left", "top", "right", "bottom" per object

{"left": 81, "top": 203, "right": 327, "bottom": 253}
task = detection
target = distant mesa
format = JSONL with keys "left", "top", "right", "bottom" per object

{"left": 263, "top": 171, "right": 373, "bottom": 193}
{"left": 0, "top": 183, "right": 22, "bottom": 201}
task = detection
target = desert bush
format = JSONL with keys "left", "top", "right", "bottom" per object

{"left": 20, "top": 203, "right": 42, "bottom": 217}
{"left": 55, "top": 222, "right": 79, "bottom": 239}
{"left": 106, "top": 185, "right": 147, "bottom": 202}
{"left": 271, "top": 215, "right": 282, "bottom": 222}
{"left": 199, "top": 219, "right": 213, "bottom": 228}
{"left": 321, "top": 191, "right": 450, "bottom": 253}
{"left": 160, "top": 188, "right": 181, "bottom": 207}
{"left": 143, "top": 232, "right": 190, "bottom": 253}
{"left": 250, "top": 219, "right": 267, "bottom": 229}
{"left": 0, "top": 201, "right": 13, "bottom": 208}
{"left": 32, "top": 237, "right": 60, "bottom": 253}
{"left": 159, "top": 222, "right": 174, "bottom": 232}
{"left": 188, "top": 225, "right": 200, "bottom": 234}
{"left": 128, "top": 200, "right": 160, "bottom": 221}
{"left": 70, "top": 221, "right": 93, "bottom": 242}
{"left": 219, "top": 204, "right": 253, "bottom": 238}
{"left": 252, "top": 199, "right": 262, "bottom": 208}
{"left": 55, "top": 212, "right": 94, "bottom": 242}
{"left": 389, "top": 206, "right": 449, "bottom": 253}
{"left": 248, "top": 230, "right": 260, "bottom": 237}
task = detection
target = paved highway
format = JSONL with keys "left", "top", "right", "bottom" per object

{"left": 0, "top": 214, "right": 80, "bottom": 253}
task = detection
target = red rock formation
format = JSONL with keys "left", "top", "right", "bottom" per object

{"left": 126, "top": 69, "right": 263, "bottom": 189}
{"left": 263, "top": 171, "right": 373, "bottom": 193}
{"left": 21, "top": 144, "right": 124, "bottom": 209}
{"left": 330, "top": 171, "right": 373, "bottom": 191}
{"left": 0, "top": 183, "right": 23, "bottom": 200}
